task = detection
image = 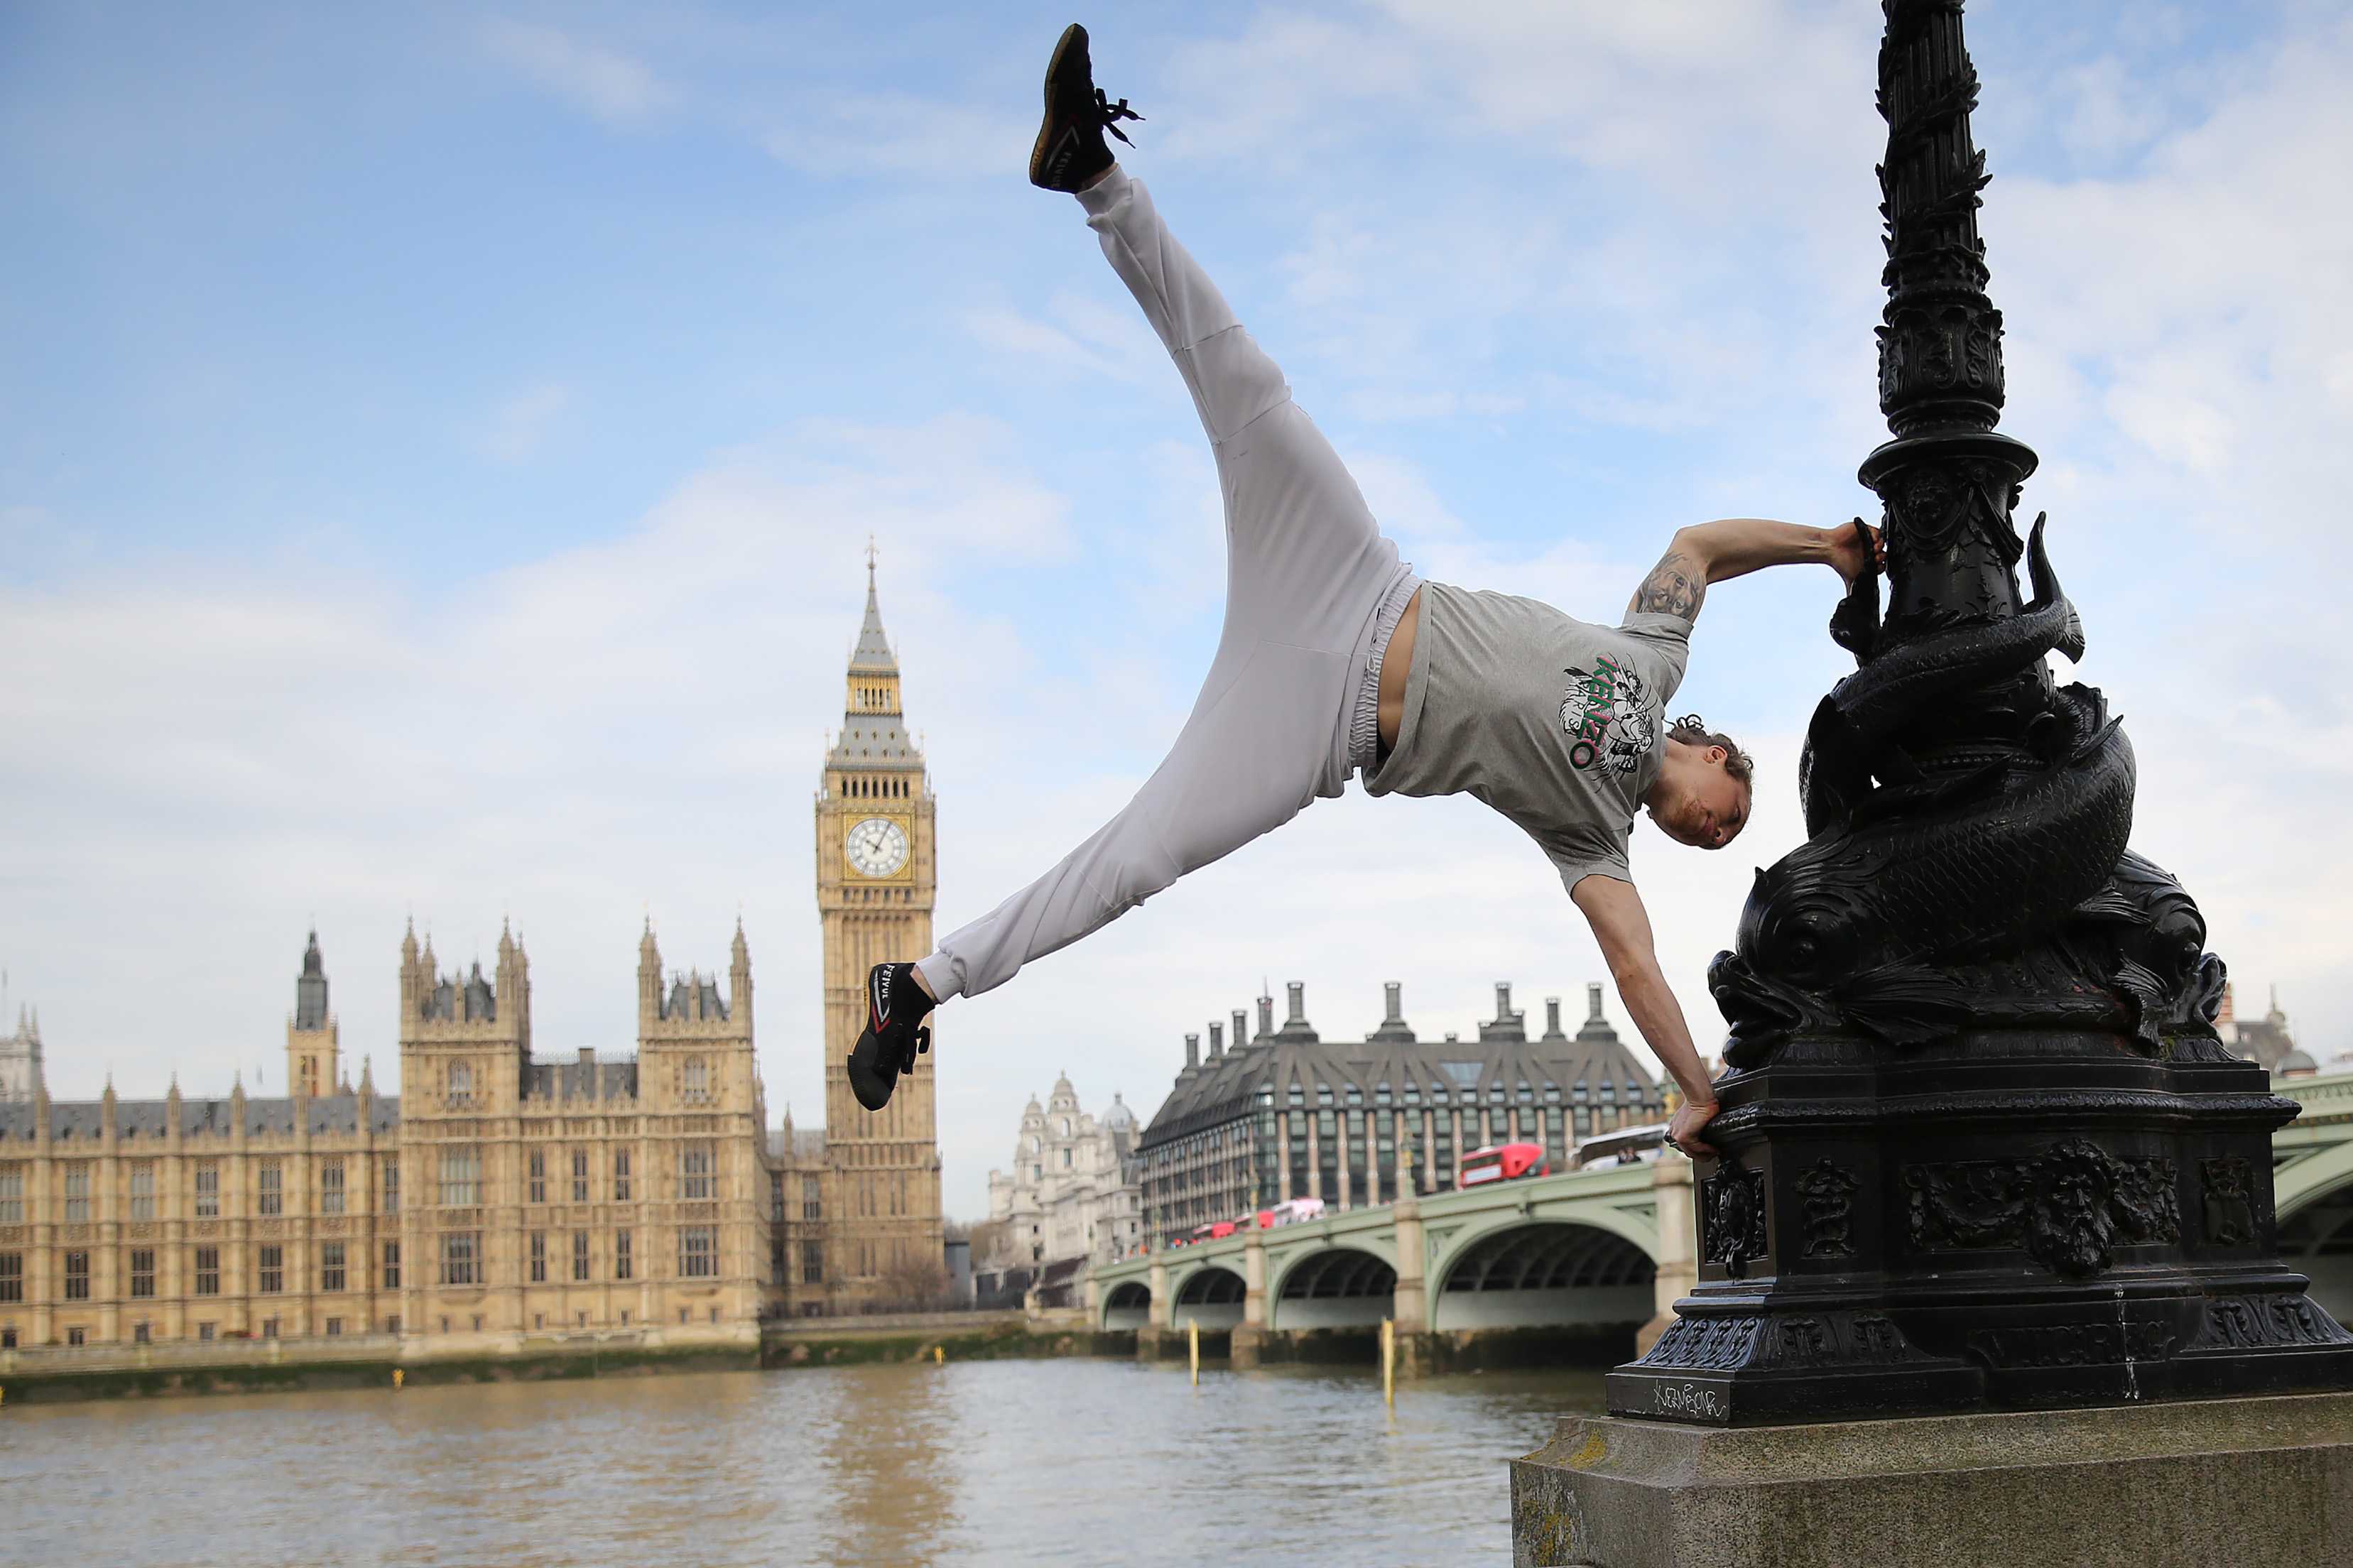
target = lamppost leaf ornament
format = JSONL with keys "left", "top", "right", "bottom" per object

{"left": 1607, "top": 0, "right": 2353, "bottom": 1427}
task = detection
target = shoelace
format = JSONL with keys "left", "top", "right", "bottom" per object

{"left": 1094, "top": 88, "right": 1143, "bottom": 145}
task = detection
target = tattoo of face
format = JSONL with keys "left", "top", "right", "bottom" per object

{"left": 1634, "top": 549, "right": 1706, "bottom": 621}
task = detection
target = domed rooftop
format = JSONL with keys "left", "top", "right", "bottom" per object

{"left": 1101, "top": 1091, "right": 1136, "bottom": 1130}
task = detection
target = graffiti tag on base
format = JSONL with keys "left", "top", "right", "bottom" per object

{"left": 1651, "top": 1382, "right": 1725, "bottom": 1420}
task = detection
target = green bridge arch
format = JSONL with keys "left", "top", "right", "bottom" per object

{"left": 1093, "top": 1077, "right": 2353, "bottom": 1336}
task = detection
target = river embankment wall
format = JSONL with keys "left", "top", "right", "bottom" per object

{"left": 759, "top": 1308, "right": 1134, "bottom": 1368}
{"left": 0, "top": 1312, "right": 1141, "bottom": 1405}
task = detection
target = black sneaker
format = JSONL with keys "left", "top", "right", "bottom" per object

{"left": 847, "top": 962, "right": 933, "bottom": 1111}
{"left": 1028, "top": 23, "right": 1143, "bottom": 192}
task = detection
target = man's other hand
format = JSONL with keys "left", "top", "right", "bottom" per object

{"left": 1826, "top": 517, "right": 1884, "bottom": 587}
{"left": 1669, "top": 1096, "right": 1721, "bottom": 1159}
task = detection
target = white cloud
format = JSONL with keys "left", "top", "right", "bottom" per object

{"left": 14, "top": 1, "right": 2353, "bottom": 1218}
{"left": 472, "top": 381, "right": 575, "bottom": 464}
{"left": 0, "top": 415, "right": 1083, "bottom": 1203}
{"left": 962, "top": 290, "right": 1166, "bottom": 388}
{"left": 480, "top": 18, "right": 674, "bottom": 124}
{"left": 759, "top": 90, "right": 1031, "bottom": 178}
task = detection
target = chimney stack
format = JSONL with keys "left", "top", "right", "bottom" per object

{"left": 1184, "top": 1033, "right": 1200, "bottom": 1070}
{"left": 1546, "top": 997, "right": 1563, "bottom": 1036}
{"left": 1384, "top": 981, "right": 1404, "bottom": 1025}
{"left": 1234, "top": 1008, "right": 1250, "bottom": 1049}
{"left": 1494, "top": 981, "right": 1516, "bottom": 1022}
{"left": 1286, "top": 981, "right": 1307, "bottom": 1026}
{"left": 1259, "top": 991, "right": 1275, "bottom": 1037}
{"left": 1587, "top": 982, "right": 1606, "bottom": 1023}
{"left": 1209, "top": 1023, "right": 1225, "bottom": 1059}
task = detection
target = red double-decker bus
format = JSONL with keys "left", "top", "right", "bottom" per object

{"left": 1456, "top": 1141, "right": 1550, "bottom": 1189}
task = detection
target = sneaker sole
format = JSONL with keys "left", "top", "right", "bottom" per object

{"left": 1028, "top": 23, "right": 1087, "bottom": 189}
{"left": 846, "top": 1032, "right": 898, "bottom": 1111}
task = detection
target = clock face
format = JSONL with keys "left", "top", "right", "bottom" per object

{"left": 844, "top": 816, "right": 910, "bottom": 878}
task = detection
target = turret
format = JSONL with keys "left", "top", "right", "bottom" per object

{"left": 286, "top": 928, "right": 340, "bottom": 1099}
{"left": 494, "top": 919, "right": 531, "bottom": 1046}
{"left": 399, "top": 918, "right": 531, "bottom": 1117}
{"left": 638, "top": 920, "right": 663, "bottom": 1029}
{"left": 638, "top": 922, "right": 755, "bottom": 1109}
{"left": 0, "top": 999, "right": 44, "bottom": 1104}
{"left": 825, "top": 551, "right": 928, "bottom": 789}
{"left": 731, "top": 918, "right": 755, "bottom": 1033}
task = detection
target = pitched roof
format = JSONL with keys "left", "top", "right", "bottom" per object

{"left": 848, "top": 566, "right": 897, "bottom": 674}
{"left": 0, "top": 1092, "right": 403, "bottom": 1141}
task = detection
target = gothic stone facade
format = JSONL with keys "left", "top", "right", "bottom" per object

{"left": 0, "top": 923, "right": 778, "bottom": 1354}
{"left": 0, "top": 568, "right": 960, "bottom": 1350}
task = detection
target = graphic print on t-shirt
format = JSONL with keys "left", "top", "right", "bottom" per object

{"left": 1560, "top": 653, "right": 1658, "bottom": 776}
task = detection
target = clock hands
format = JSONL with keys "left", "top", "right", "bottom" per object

{"left": 847, "top": 817, "right": 906, "bottom": 875}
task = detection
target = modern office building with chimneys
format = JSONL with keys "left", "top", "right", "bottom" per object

{"left": 1133, "top": 980, "right": 1666, "bottom": 1244}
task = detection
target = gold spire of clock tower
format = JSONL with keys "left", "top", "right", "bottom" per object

{"left": 814, "top": 556, "right": 944, "bottom": 1305}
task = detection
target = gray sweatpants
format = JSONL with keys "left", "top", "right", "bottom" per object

{"left": 916, "top": 166, "right": 1413, "bottom": 1004}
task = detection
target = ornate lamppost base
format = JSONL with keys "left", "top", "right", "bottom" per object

{"left": 1607, "top": 1035, "right": 2353, "bottom": 1426}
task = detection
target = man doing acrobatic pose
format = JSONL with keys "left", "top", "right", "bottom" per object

{"left": 848, "top": 26, "right": 1879, "bottom": 1160}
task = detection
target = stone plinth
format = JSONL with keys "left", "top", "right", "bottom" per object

{"left": 1511, "top": 1392, "right": 2353, "bottom": 1567}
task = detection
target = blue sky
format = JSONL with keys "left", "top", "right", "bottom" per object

{"left": 6, "top": 1, "right": 2350, "bottom": 1218}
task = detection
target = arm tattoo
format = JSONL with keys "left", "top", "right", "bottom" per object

{"left": 1630, "top": 548, "right": 1707, "bottom": 622}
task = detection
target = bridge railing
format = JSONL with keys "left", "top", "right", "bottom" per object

{"left": 1094, "top": 1160, "right": 1661, "bottom": 1283}
{"left": 2278, "top": 1069, "right": 2353, "bottom": 1122}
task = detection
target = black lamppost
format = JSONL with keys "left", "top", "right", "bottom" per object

{"left": 1609, "top": 0, "right": 2353, "bottom": 1425}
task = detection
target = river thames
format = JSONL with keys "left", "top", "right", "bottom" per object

{"left": 0, "top": 1359, "right": 1607, "bottom": 1567}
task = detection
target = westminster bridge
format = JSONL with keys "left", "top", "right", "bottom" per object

{"left": 1089, "top": 1069, "right": 2353, "bottom": 1366}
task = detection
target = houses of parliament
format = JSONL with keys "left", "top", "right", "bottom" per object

{"left": 0, "top": 570, "right": 943, "bottom": 1354}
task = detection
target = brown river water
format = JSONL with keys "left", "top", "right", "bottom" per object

{"left": 0, "top": 1359, "right": 1608, "bottom": 1567}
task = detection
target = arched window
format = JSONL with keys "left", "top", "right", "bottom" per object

{"left": 1060, "top": 1117, "right": 1071, "bottom": 1138}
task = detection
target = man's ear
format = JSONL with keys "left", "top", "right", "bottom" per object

{"left": 1708, "top": 744, "right": 1729, "bottom": 766}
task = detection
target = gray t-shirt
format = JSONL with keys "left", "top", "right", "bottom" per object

{"left": 1365, "top": 582, "right": 1692, "bottom": 892}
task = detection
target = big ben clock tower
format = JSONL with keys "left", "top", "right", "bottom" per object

{"left": 815, "top": 555, "right": 944, "bottom": 1302}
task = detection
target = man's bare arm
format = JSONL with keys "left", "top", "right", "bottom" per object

{"left": 1627, "top": 541, "right": 1710, "bottom": 622}
{"left": 1625, "top": 518, "right": 1879, "bottom": 624}
{"left": 1570, "top": 872, "right": 1722, "bottom": 1155}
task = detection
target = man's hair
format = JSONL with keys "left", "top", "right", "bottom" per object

{"left": 1668, "top": 714, "right": 1754, "bottom": 787}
